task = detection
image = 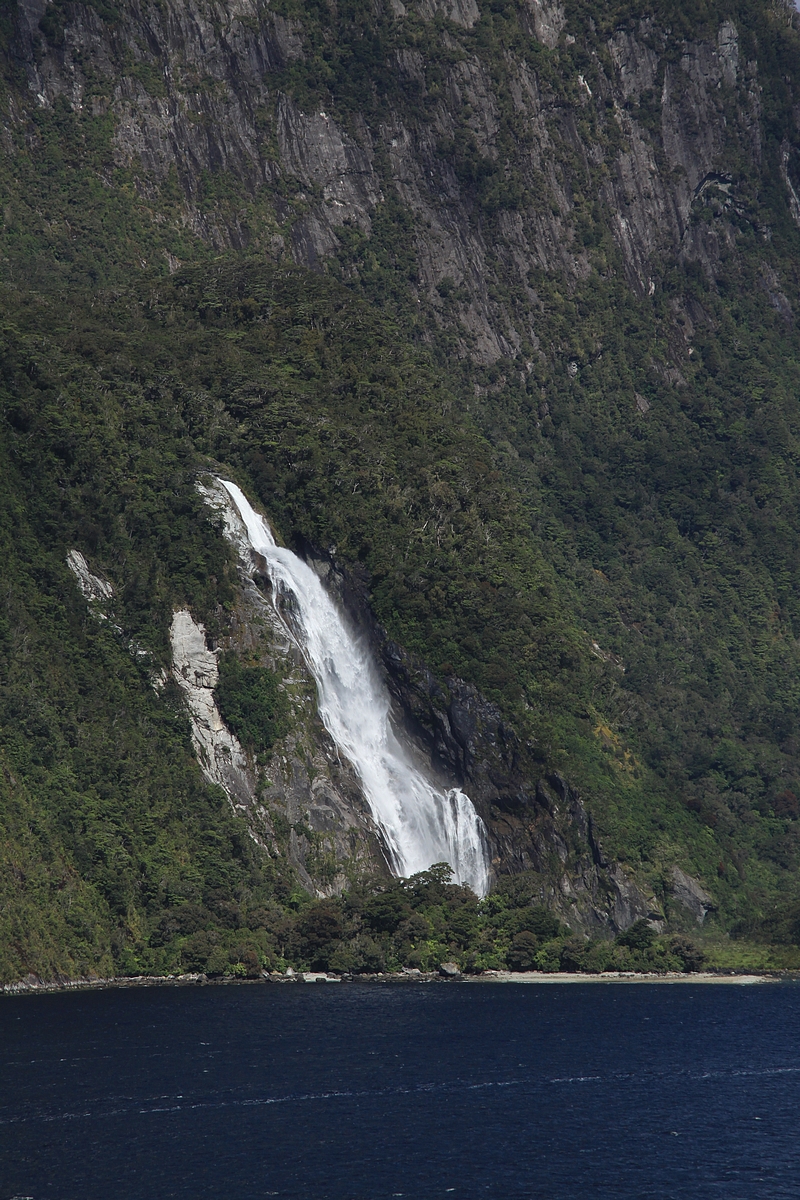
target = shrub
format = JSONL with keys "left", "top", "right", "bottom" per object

{"left": 559, "top": 939, "right": 590, "bottom": 972}
{"left": 363, "top": 889, "right": 411, "bottom": 934}
{"left": 350, "top": 935, "right": 385, "bottom": 974}
{"left": 232, "top": 945, "right": 263, "bottom": 977}
{"left": 516, "top": 905, "right": 562, "bottom": 940}
{"left": 533, "top": 944, "right": 562, "bottom": 972}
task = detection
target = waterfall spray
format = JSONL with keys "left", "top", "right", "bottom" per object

{"left": 219, "top": 479, "right": 490, "bottom": 897}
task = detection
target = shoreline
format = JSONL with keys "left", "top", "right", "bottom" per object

{"left": 1, "top": 968, "right": 787, "bottom": 996}
{"left": 477, "top": 970, "right": 774, "bottom": 985}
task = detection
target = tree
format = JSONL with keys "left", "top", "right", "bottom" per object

{"left": 507, "top": 931, "right": 539, "bottom": 970}
{"left": 616, "top": 919, "right": 656, "bottom": 953}
{"left": 291, "top": 902, "right": 343, "bottom": 969}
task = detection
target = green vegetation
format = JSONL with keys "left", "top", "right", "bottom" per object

{"left": 214, "top": 655, "right": 291, "bottom": 760}
{"left": 4, "top": 240, "right": 800, "bottom": 979}
{"left": 3, "top": 244, "right": 800, "bottom": 978}
{"left": 3, "top": 0, "right": 800, "bottom": 982}
{"left": 102, "top": 864, "right": 713, "bottom": 979}
{"left": 0, "top": 302, "right": 287, "bottom": 983}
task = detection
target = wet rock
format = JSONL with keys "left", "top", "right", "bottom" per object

{"left": 297, "top": 544, "right": 660, "bottom": 933}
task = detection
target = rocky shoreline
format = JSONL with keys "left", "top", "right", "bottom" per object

{"left": 1, "top": 966, "right": 784, "bottom": 995}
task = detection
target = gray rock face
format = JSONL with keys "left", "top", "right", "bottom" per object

{"left": 670, "top": 866, "right": 715, "bottom": 925}
{"left": 185, "top": 481, "right": 657, "bottom": 927}
{"left": 169, "top": 607, "right": 258, "bottom": 812}
{"left": 66, "top": 550, "right": 114, "bottom": 611}
{"left": 417, "top": 0, "right": 480, "bottom": 30}
{"left": 10, "top": 2, "right": 785, "bottom": 923}
{"left": 522, "top": 0, "right": 566, "bottom": 50}
{"left": 382, "top": 643, "right": 660, "bottom": 932}
{"left": 277, "top": 95, "right": 382, "bottom": 259}
{"left": 8, "top": 0, "right": 792, "bottom": 356}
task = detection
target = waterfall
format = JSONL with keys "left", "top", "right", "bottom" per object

{"left": 219, "top": 479, "right": 491, "bottom": 897}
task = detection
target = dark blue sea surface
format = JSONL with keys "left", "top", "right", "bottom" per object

{"left": 1, "top": 979, "right": 799, "bottom": 1199}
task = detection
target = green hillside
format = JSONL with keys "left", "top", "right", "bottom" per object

{"left": 3, "top": 0, "right": 800, "bottom": 980}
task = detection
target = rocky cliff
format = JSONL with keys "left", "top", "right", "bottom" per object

{"left": 8, "top": 0, "right": 798, "bottom": 356}
{"left": 196, "top": 482, "right": 664, "bottom": 931}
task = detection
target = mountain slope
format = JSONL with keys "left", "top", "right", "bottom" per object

{"left": 3, "top": 0, "right": 800, "bottom": 979}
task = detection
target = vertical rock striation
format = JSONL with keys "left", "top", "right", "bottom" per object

{"left": 7, "top": 0, "right": 796, "bottom": 353}
{"left": 169, "top": 607, "right": 256, "bottom": 811}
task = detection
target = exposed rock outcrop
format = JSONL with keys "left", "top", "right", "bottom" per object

{"left": 13, "top": 0, "right": 793, "bottom": 927}
{"left": 61, "top": 483, "right": 665, "bottom": 928}
{"left": 8, "top": 0, "right": 796, "bottom": 357}
{"left": 298, "top": 539, "right": 660, "bottom": 932}
{"left": 380, "top": 638, "right": 661, "bottom": 932}
{"left": 276, "top": 99, "right": 381, "bottom": 223}
{"left": 66, "top": 550, "right": 114, "bottom": 611}
{"left": 169, "top": 608, "right": 256, "bottom": 813}
{"left": 670, "top": 866, "right": 716, "bottom": 926}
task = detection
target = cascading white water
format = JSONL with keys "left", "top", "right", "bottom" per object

{"left": 219, "top": 479, "right": 490, "bottom": 897}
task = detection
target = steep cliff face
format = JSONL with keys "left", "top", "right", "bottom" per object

{"left": 290, "top": 538, "right": 661, "bottom": 931}
{"left": 7, "top": 0, "right": 796, "bottom": 356}
{"left": 195, "top": 478, "right": 388, "bottom": 896}
{"left": 381, "top": 642, "right": 663, "bottom": 931}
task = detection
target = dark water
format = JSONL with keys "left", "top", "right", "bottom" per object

{"left": 1, "top": 980, "right": 799, "bottom": 1199}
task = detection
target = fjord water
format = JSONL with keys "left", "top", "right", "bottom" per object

{"left": 219, "top": 479, "right": 490, "bottom": 896}
{"left": 2, "top": 982, "right": 799, "bottom": 1199}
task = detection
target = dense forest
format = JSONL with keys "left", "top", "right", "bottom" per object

{"left": 3, "top": 0, "right": 800, "bottom": 983}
